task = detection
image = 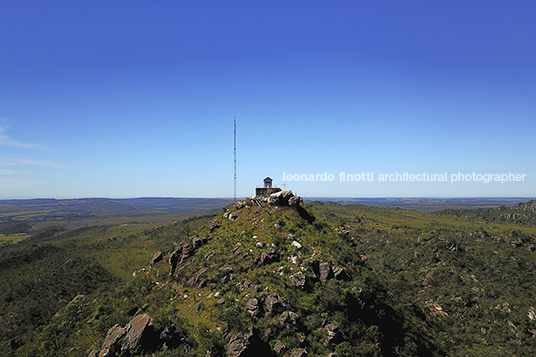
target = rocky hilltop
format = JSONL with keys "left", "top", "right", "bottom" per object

{"left": 88, "top": 191, "right": 439, "bottom": 357}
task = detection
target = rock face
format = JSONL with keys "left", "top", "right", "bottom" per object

{"left": 150, "top": 251, "right": 162, "bottom": 266}
{"left": 98, "top": 314, "right": 156, "bottom": 357}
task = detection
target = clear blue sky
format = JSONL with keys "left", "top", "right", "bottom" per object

{"left": 1, "top": 0, "right": 534, "bottom": 199}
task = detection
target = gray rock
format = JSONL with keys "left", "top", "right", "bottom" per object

{"left": 168, "top": 246, "right": 182, "bottom": 275}
{"left": 319, "top": 262, "right": 334, "bottom": 283}
{"left": 273, "top": 340, "right": 286, "bottom": 355}
{"left": 265, "top": 293, "right": 288, "bottom": 316}
{"left": 189, "top": 302, "right": 200, "bottom": 314}
{"left": 121, "top": 314, "right": 152, "bottom": 351}
{"left": 289, "top": 271, "right": 306, "bottom": 289}
{"left": 245, "top": 298, "right": 260, "bottom": 318}
{"left": 289, "top": 196, "right": 303, "bottom": 206}
{"left": 225, "top": 326, "right": 254, "bottom": 357}
{"left": 279, "top": 311, "right": 300, "bottom": 330}
{"left": 98, "top": 324, "right": 126, "bottom": 357}
{"left": 333, "top": 266, "right": 351, "bottom": 281}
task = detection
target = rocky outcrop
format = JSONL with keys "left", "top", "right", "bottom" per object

{"left": 279, "top": 311, "right": 300, "bottom": 330}
{"left": 168, "top": 237, "right": 209, "bottom": 275}
{"left": 264, "top": 293, "right": 289, "bottom": 316}
{"left": 289, "top": 271, "right": 306, "bottom": 289}
{"left": 98, "top": 314, "right": 157, "bottom": 357}
{"left": 319, "top": 262, "right": 334, "bottom": 283}
{"left": 122, "top": 314, "right": 152, "bottom": 350}
{"left": 224, "top": 326, "right": 274, "bottom": 357}
{"left": 261, "top": 248, "right": 280, "bottom": 265}
{"left": 322, "top": 323, "right": 343, "bottom": 345}
{"left": 273, "top": 340, "right": 286, "bottom": 356}
{"left": 246, "top": 298, "right": 261, "bottom": 318}
{"left": 192, "top": 237, "right": 208, "bottom": 250}
{"left": 98, "top": 324, "right": 126, "bottom": 357}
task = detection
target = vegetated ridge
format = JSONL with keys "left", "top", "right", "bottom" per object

{"left": 437, "top": 199, "right": 536, "bottom": 226}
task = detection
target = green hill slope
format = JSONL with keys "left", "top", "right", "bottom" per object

{"left": 2, "top": 197, "right": 536, "bottom": 356}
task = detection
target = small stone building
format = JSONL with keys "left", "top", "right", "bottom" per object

{"left": 255, "top": 177, "right": 282, "bottom": 197}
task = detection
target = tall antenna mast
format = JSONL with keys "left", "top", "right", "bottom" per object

{"left": 234, "top": 117, "right": 237, "bottom": 202}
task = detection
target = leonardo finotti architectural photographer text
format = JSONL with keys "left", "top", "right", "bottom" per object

{"left": 282, "top": 172, "right": 527, "bottom": 184}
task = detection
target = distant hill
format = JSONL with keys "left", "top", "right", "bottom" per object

{"left": 306, "top": 197, "right": 535, "bottom": 212}
{"left": 0, "top": 197, "right": 234, "bottom": 223}
{"left": 437, "top": 199, "right": 536, "bottom": 226}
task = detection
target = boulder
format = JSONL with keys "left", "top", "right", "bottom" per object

{"left": 168, "top": 246, "right": 182, "bottom": 275}
{"left": 189, "top": 302, "right": 200, "bottom": 314}
{"left": 245, "top": 298, "right": 261, "bottom": 318}
{"left": 225, "top": 326, "right": 273, "bottom": 357}
{"left": 265, "top": 293, "right": 288, "bottom": 316}
{"left": 269, "top": 190, "right": 294, "bottom": 207}
{"left": 279, "top": 311, "right": 300, "bottom": 330}
{"left": 261, "top": 248, "right": 280, "bottom": 265}
{"left": 289, "top": 196, "right": 303, "bottom": 207}
{"left": 319, "top": 262, "right": 334, "bottom": 283}
{"left": 208, "top": 224, "right": 220, "bottom": 233}
{"left": 98, "top": 314, "right": 155, "bottom": 357}
{"left": 289, "top": 271, "right": 306, "bottom": 289}
{"left": 121, "top": 314, "right": 152, "bottom": 351}
{"left": 291, "top": 241, "right": 302, "bottom": 249}
{"left": 225, "top": 326, "right": 254, "bottom": 357}
{"left": 273, "top": 340, "right": 286, "bottom": 356}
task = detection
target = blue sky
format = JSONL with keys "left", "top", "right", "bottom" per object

{"left": 1, "top": 0, "right": 534, "bottom": 199}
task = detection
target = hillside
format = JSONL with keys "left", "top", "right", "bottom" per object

{"left": 437, "top": 199, "right": 536, "bottom": 226}
{"left": 1, "top": 194, "right": 536, "bottom": 356}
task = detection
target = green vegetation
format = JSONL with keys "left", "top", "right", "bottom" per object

{"left": 1, "top": 199, "right": 536, "bottom": 356}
